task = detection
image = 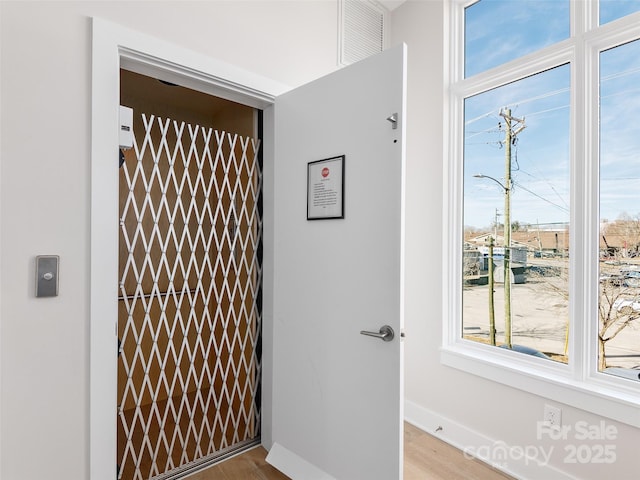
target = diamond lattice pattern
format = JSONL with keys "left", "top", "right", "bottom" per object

{"left": 117, "top": 114, "right": 263, "bottom": 480}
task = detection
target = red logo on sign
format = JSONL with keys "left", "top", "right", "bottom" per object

{"left": 322, "top": 167, "right": 330, "bottom": 178}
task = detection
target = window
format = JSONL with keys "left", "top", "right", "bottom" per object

{"left": 464, "top": 0, "right": 569, "bottom": 77}
{"left": 445, "top": 0, "right": 640, "bottom": 426}
{"left": 463, "top": 65, "right": 570, "bottom": 362}
{"left": 599, "top": 39, "right": 640, "bottom": 377}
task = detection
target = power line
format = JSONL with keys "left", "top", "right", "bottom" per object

{"left": 524, "top": 104, "right": 569, "bottom": 118}
{"left": 512, "top": 180, "right": 569, "bottom": 212}
{"left": 519, "top": 169, "right": 570, "bottom": 209}
{"left": 466, "top": 60, "right": 640, "bottom": 128}
{"left": 602, "top": 177, "right": 640, "bottom": 181}
{"left": 465, "top": 141, "right": 504, "bottom": 146}
{"left": 601, "top": 65, "right": 640, "bottom": 83}
{"left": 465, "top": 111, "right": 501, "bottom": 127}
{"left": 465, "top": 87, "right": 568, "bottom": 127}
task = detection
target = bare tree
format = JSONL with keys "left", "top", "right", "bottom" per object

{"left": 527, "top": 257, "right": 639, "bottom": 369}
{"left": 602, "top": 213, "right": 640, "bottom": 257}
{"left": 598, "top": 279, "right": 640, "bottom": 370}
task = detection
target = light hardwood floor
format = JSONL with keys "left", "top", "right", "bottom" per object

{"left": 187, "top": 422, "right": 514, "bottom": 480}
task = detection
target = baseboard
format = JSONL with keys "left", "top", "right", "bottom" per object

{"left": 405, "top": 400, "right": 578, "bottom": 480}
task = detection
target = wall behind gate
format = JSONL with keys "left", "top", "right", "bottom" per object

{"left": 9, "top": 2, "right": 636, "bottom": 480}
{"left": 0, "top": 2, "right": 338, "bottom": 479}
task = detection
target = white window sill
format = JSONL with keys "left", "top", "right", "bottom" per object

{"left": 441, "top": 341, "right": 640, "bottom": 428}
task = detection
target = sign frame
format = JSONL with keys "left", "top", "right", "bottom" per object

{"left": 307, "top": 155, "right": 345, "bottom": 220}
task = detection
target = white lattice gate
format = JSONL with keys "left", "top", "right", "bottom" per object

{"left": 117, "top": 113, "right": 263, "bottom": 479}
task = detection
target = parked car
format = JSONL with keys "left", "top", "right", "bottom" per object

{"left": 604, "top": 367, "right": 640, "bottom": 381}
{"left": 600, "top": 271, "right": 640, "bottom": 287}
{"left": 623, "top": 271, "right": 640, "bottom": 287}
{"left": 600, "top": 273, "right": 624, "bottom": 285}
{"left": 499, "top": 344, "right": 550, "bottom": 359}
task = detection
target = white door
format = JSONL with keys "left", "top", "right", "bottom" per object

{"left": 267, "top": 44, "right": 406, "bottom": 480}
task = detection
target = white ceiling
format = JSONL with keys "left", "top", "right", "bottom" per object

{"left": 378, "top": 0, "right": 407, "bottom": 11}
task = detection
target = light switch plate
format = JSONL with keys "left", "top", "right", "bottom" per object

{"left": 119, "top": 105, "right": 133, "bottom": 149}
{"left": 36, "top": 255, "right": 59, "bottom": 297}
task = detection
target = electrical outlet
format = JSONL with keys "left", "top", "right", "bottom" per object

{"left": 544, "top": 404, "right": 562, "bottom": 428}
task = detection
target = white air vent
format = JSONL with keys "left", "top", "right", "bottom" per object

{"left": 339, "top": 0, "right": 387, "bottom": 66}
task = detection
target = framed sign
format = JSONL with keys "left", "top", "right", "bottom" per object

{"left": 307, "top": 155, "right": 345, "bottom": 220}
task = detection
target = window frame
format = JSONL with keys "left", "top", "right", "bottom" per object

{"left": 443, "top": 0, "right": 640, "bottom": 428}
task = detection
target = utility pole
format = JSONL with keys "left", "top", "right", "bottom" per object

{"left": 494, "top": 208, "right": 501, "bottom": 241}
{"left": 500, "top": 108, "right": 525, "bottom": 349}
{"left": 488, "top": 236, "right": 496, "bottom": 345}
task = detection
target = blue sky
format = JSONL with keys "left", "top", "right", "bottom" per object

{"left": 463, "top": 0, "right": 640, "bottom": 230}
{"left": 465, "top": 0, "right": 569, "bottom": 78}
{"left": 464, "top": 65, "right": 570, "bottom": 229}
{"left": 601, "top": 0, "right": 640, "bottom": 24}
{"left": 600, "top": 40, "right": 640, "bottom": 222}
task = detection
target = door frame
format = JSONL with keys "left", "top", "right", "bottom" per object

{"left": 90, "top": 18, "right": 288, "bottom": 480}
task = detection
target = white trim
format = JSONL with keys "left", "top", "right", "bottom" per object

{"left": 450, "top": 41, "right": 575, "bottom": 100}
{"left": 0, "top": 2, "right": 3, "bottom": 477}
{"left": 266, "top": 443, "right": 337, "bottom": 480}
{"left": 118, "top": 47, "right": 279, "bottom": 109}
{"left": 571, "top": 0, "right": 588, "bottom": 384}
{"left": 90, "top": 17, "right": 288, "bottom": 480}
{"left": 405, "top": 400, "right": 578, "bottom": 480}
{"left": 440, "top": 346, "right": 640, "bottom": 427}
{"left": 90, "top": 19, "right": 120, "bottom": 479}
{"left": 443, "top": 1, "right": 640, "bottom": 431}
{"left": 442, "top": 0, "right": 463, "bottom": 350}
{"left": 584, "top": 15, "right": 640, "bottom": 387}
{"left": 261, "top": 104, "right": 276, "bottom": 451}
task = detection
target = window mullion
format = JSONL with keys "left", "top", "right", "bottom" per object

{"left": 583, "top": 35, "right": 600, "bottom": 383}
{"left": 569, "top": 0, "right": 589, "bottom": 382}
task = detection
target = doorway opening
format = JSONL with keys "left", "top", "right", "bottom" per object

{"left": 117, "top": 70, "right": 263, "bottom": 479}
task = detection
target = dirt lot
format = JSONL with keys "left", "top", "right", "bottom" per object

{"left": 462, "top": 257, "right": 640, "bottom": 370}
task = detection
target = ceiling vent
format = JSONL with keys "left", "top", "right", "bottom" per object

{"left": 339, "top": 0, "right": 388, "bottom": 66}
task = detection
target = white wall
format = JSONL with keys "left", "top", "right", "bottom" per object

{"left": 0, "top": 2, "right": 338, "bottom": 479}
{"left": 4, "top": 0, "right": 638, "bottom": 479}
{"left": 393, "top": 1, "right": 640, "bottom": 479}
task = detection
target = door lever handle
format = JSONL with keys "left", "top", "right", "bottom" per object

{"left": 360, "top": 325, "right": 395, "bottom": 342}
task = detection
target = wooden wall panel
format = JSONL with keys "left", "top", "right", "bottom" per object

{"left": 118, "top": 70, "right": 262, "bottom": 480}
